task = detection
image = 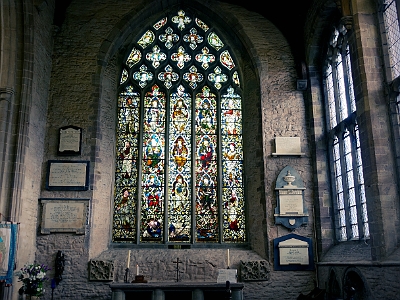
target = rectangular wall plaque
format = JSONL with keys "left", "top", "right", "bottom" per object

{"left": 278, "top": 190, "right": 304, "bottom": 215}
{"left": 272, "top": 137, "right": 305, "bottom": 156}
{"left": 40, "top": 199, "right": 89, "bottom": 234}
{"left": 46, "top": 160, "right": 89, "bottom": 190}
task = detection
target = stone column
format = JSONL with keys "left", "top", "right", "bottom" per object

{"left": 0, "top": 88, "right": 14, "bottom": 218}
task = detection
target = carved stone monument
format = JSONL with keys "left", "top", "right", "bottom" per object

{"left": 274, "top": 166, "right": 308, "bottom": 229}
{"left": 240, "top": 260, "right": 270, "bottom": 281}
{"left": 89, "top": 260, "right": 114, "bottom": 281}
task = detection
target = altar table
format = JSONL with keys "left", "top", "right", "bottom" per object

{"left": 110, "top": 282, "right": 244, "bottom": 300}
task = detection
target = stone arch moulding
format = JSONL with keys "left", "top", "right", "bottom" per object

{"left": 343, "top": 267, "right": 371, "bottom": 299}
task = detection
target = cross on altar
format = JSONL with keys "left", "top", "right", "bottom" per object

{"left": 172, "top": 258, "right": 183, "bottom": 282}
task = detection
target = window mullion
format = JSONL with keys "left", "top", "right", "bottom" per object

{"left": 217, "top": 92, "right": 223, "bottom": 243}
{"left": 329, "top": 135, "right": 344, "bottom": 240}
{"left": 338, "top": 130, "right": 352, "bottom": 241}
{"left": 331, "top": 50, "right": 342, "bottom": 125}
{"left": 341, "top": 43, "right": 354, "bottom": 113}
{"left": 137, "top": 92, "right": 145, "bottom": 244}
{"left": 349, "top": 126, "right": 363, "bottom": 240}
{"left": 191, "top": 89, "right": 196, "bottom": 244}
{"left": 164, "top": 89, "right": 171, "bottom": 244}
{"left": 395, "top": 0, "right": 400, "bottom": 32}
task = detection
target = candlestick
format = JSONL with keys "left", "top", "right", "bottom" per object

{"left": 227, "top": 249, "right": 230, "bottom": 268}
{"left": 127, "top": 250, "right": 131, "bottom": 268}
{"left": 136, "top": 264, "right": 139, "bottom": 276}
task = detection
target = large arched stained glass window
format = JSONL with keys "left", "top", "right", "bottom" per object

{"left": 113, "top": 9, "right": 245, "bottom": 244}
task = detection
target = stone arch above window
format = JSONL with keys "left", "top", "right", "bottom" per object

{"left": 112, "top": 8, "right": 245, "bottom": 244}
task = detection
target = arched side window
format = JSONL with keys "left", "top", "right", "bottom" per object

{"left": 323, "top": 25, "right": 369, "bottom": 241}
{"left": 113, "top": 9, "right": 245, "bottom": 244}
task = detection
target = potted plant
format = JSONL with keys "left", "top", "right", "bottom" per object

{"left": 18, "top": 263, "right": 50, "bottom": 299}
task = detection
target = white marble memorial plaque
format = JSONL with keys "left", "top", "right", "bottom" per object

{"left": 278, "top": 238, "right": 309, "bottom": 265}
{"left": 278, "top": 190, "right": 303, "bottom": 215}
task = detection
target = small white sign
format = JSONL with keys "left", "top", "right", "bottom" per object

{"left": 217, "top": 269, "right": 237, "bottom": 283}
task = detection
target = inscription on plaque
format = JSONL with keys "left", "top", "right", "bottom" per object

{"left": 278, "top": 191, "right": 304, "bottom": 215}
{"left": 40, "top": 199, "right": 89, "bottom": 234}
{"left": 46, "top": 161, "right": 89, "bottom": 190}
{"left": 279, "top": 238, "right": 309, "bottom": 265}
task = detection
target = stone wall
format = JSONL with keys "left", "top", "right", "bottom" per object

{"left": 32, "top": 0, "right": 316, "bottom": 299}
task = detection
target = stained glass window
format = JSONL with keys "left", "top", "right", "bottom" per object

{"left": 323, "top": 25, "right": 369, "bottom": 241}
{"left": 113, "top": 9, "right": 244, "bottom": 244}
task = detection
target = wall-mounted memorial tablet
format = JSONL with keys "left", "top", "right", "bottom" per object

{"left": 40, "top": 198, "right": 89, "bottom": 234}
{"left": 274, "top": 166, "right": 308, "bottom": 229}
{"left": 273, "top": 233, "right": 314, "bottom": 271}
{"left": 58, "top": 125, "right": 82, "bottom": 156}
{"left": 45, "top": 160, "right": 90, "bottom": 191}
{"left": 272, "top": 137, "right": 305, "bottom": 157}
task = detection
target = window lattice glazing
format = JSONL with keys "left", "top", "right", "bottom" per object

{"left": 324, "top": 25, "right": 369, "bottom": 241}
{"left": 113, "top": 9, "right": 245, "bottom": 244}
{"left": 383, "top": 0, "right": 400, "bottom": 79}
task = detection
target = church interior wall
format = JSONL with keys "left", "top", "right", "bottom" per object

{"left": 1, "top": 0, "right": 399, "bottom": 299}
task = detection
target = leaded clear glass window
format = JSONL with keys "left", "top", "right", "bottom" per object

{"left": 324, "top": 25, "right": 369, "bottom": 241}
{"left": 113, "top": 9, "right": 245, "bottom": 244}
{"left": 382, "top": 0, "right": 400, "bottom": 79}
